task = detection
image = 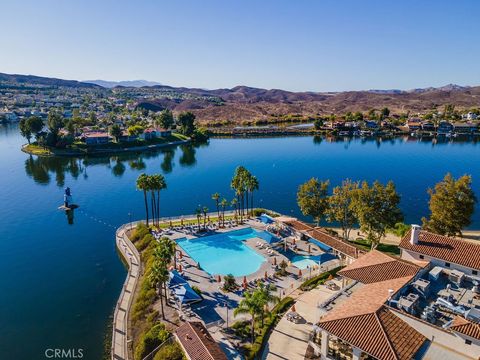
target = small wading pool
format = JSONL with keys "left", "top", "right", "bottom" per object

{"left": 176, "top": 227, "right": 278, "bottom": 277}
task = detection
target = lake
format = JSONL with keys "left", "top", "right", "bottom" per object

{"left": 0, "top": 125, "right": 479, "bottom": 359}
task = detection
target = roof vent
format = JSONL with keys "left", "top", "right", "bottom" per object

{"left": 410, "top": 225, "right": 421, "bottom": 245}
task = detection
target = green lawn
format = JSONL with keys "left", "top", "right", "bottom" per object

{"left": 351, "top": 239, "right": 400, "bottom": 256}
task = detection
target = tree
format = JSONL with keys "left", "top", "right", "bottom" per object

{"left": 136, "top": 173, "right": 150, "bottom": 226}
{"left": 422, "top": 174, "right": 477, "bottom": 237}
{"left": 127, "top": 124, "right": 144, "bottom": 137}
{"left": 47, "top": 110, "right": 65, "bottom": 145}
{"left": 246, "top": 175, "right": 259, "bottom": 216}
{"left": 195, "top": 206, "right": 202, "bottom": 229}
{"left": 151, "top": 174, "right": 167, "bottom": 226}
{"left": 297, "top": 178, "right": 330, "bottom": 225}
{"left": 156, "top": 109, "right": 174, "bottom": 129}
{"left": 352, "top": 180, "right": 403, "bottom": 249}
{"left": 380, "top": 107, "right": 390, "bottom": 120}
{"left": 177, "top": 111, "right": 196, "bottom": 136}
{"left": 212, "top": 193, "right": 221, "bottom": 223}
{"left": 202, "top": 206, "right": 208, "bottom": 229}
{"left": 110, "top": 124, "right": 122, "bottom": 142}
{"left": 314, "top": 118, "right": 323, "bottom": 130}
{"left": 148, "top": 260, "right": 169, "bottom": 320}
{"left": 326, "top": 179, "right": 358, "bottom": 240}
{"left": 27, "top": 116, "right": 44, "bottom": 140}
{"left": 256, "top": 283, "right": 279, "bottom": 328}
{"left": 234, "top": 289, "right": 262, "bottom": 343}
{"left": 231, "top": 198, "right": 238, "bottom": 222}
{"left": 220, "top": 198, "right": 228, "bottom": 227}
{"left": 19, "top": 118, "right": 32, "bottom": 144}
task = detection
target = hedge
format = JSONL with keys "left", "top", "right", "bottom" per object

{"left": 299, "top": 266, "right": 343, "bottom": 291}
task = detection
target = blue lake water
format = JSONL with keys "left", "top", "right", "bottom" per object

{"left": 176, "top": 228, "right": 267, "bottom": 276}
{"left": 0, "top": 124, "right": 479, "bottom": 359}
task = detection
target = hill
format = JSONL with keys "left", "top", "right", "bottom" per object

{"left": 0, "top": 72, "right": 100, "bottom": 88}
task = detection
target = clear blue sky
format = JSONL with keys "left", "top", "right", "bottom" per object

{"left": 1, "top": 0, "right": 479, "bottom": 91}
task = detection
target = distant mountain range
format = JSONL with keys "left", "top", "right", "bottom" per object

{"left": 1, "top": 72, "right": 479, "bottom": 122}
{"left": 84, "top": 79, "right": 163, "bottom": 88}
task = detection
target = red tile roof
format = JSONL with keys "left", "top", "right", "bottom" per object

{"left": 284, "top": 220, "right": 314, "bottom": 232}
{"left": 175, "top": 321, "right": 227, "bottom": 360}
{"left": 319, "top": 277, "right": 426, "bottom": 360}
{"left": 339, "top": 250, "right": 422, "bottom": 284}
{"left": 306, "top": 228, "right": 362, "bottom": 259}
{"left": 450, "top": 316, "right": 480, "bottom": 340}
{"left": 399, "top": 230, "right": 480, "bottom": 270}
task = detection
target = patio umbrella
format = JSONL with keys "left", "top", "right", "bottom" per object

{"left": 288, "top": 261, "right": 292, "bottom": 267}
{"left": 181, "top": 218, "right": 184, "bottom": 225}
{"left": 243, "top": 281, "right": 248, "bottom": 290}
{"left": 273, "top": 257, "right": 277, "bottom": 265}
{"left": 217, "top": 275, "right": 222, "bottom": 283}
{"left": 264, "top": 271, "right": 268, "bottom": 280}
{"left": 243, "top": 276, "right": 247, "bottom": 285}
{"left": 308, "top": 244, "right": 311, "bottom": 254}
{"left": 170, "top": 220, "right": 173, "bottom": 227}
{"left": 179, "top": 251, "right": 183, "bottom": 260}
{"left": 291, "top": 304, "right": 296, "bottom": 312}
{"left": 298, "top": 269, "right": 302, "bottom": 276}
{"left": 178, "top": 264, "right": 183, "bottom": 272}
{"left": 293, "top": 238, "right": 296, "bottom": 245}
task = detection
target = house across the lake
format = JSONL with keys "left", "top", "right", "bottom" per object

{"left": 140, "top": 127, "right": 172, "bottom": 140}
{"left": 84, "top": 131, "right": 111, "bottom": 145}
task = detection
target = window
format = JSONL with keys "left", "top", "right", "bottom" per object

{"left": 466, "top": 339, "right": 472, "bottom": 345}
{"left": 445, "top": 262, "right": 451, "bottom": 268}
{"left": 419, "top": 255, "right": 424, "bottom": 260}
{"left": 473, "top": 270, "right": 478, "bottom": 276}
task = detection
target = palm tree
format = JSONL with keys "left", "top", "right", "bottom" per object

{"left": 195, "top": 206, "right": 202, "bottom": 230}
{"left": 234, "top": 290, "right": 262, "bottom": 343}
{"left": 147, "top": 175, "right": 157, "bottom": 226}
{"left": 246, "top": 175, "right": 259, "bottom": 216}
{"left": 153, "top": 174, "right": 167, "bottom": 226}
{"left": 256, "top": 283, "right": 280, "bottom": 327}
{"left": 202, "top": 206, "right": 209, "bottom": 229}
{"left": 156, "top": 237, "right": 175, "bottom": 300}
{"left": 148, "top": 261, "right": 168, "bottom": 319}
{"left": 136, "top": 173, "right": 150, "bottom": 226}
{"left": 220, "top": 198, "right": 228, "bottom": 227}
{"left": 231, "top": 198, "right": 238, "bottom": 223}
{"left": 212, "top": 193, "right": 220, "bottom": 224}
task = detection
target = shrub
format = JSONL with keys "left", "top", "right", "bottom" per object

{"left": 222, "top": 274, "right": 238, "bottom": 292}
{"left": 134, "top": 323, "right": 170, "bottom": 360}
{"left": 136, "top": 233, "right": 155, "bottom": 252}
{"left": 153, "top": 341, "right": 185, "bottom": 360}
{"left": 299, "top": 267, "right": 343, "bottom": 291}
{"left": 131, "top": 222, "right": 149, "bottom": 242}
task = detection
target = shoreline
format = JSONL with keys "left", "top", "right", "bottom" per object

{"left": 112, "top": 223, "right": 141, "bottom": 360}
{"left": 21, "top": 139, "right": 190, "bottom": 158}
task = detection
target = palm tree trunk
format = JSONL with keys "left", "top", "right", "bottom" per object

{"left": 251, "top": 192, "right": 254, "bottom": 215}
{"left": 143, "top": 191, "right": 149, "bottom": 226}
{"left": 156, "top": 191, "right": 160, "bottom": 227}
{"left": 251, "top": 314, "right": 255, "bottom": 343}
{"left": 159, "top": 283, "right": 165, "bottom": 319}
{"left": 151, "top": 191, "right": 156, "bottom": 226}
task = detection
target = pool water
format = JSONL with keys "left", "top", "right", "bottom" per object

{"left": 176, "top": 228, "right": 268, "bottom": 276}
{"left": 290, "top": 255, "right": 319, "bottom": 270}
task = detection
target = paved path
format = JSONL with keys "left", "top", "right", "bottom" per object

{"left": 112, "top": 224, "right": 141, "bottom": 360}
{"left": 262, "top": 280, "right": 342, "bottom": 360}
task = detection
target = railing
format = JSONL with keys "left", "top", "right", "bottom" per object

{"left": 111, "top": 223, "right": 142, "bottom": 360}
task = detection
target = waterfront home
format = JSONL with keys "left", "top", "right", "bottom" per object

{"left": 83, "top": 131, "right": 111, "bottom": 145}
{"left": 464, "top": 112, "right": 478, "bottom": 121}
{"left": 407, "top": 118, "right": 422, "bottom": 131}
{"left": 364, "top": 120, "right": 379, "bottom": 129}
{"left": 174, "top": 321, "right": 228, "bottom": 360}
{"left": 118, "top": 130, "right": 138, "bottom": 142}
{"left": 437, "top": 121, "right": 454, "bottom": 134}
{"left": 399, "top": 225, "right": 480, "bottom": 276}
{"left": 421, "top": 121, "right": 435, "bottom": 132}
{"left": 140, "top": 127, "right": 172, "bottom": 140}
{"left": 453, "top": 122, "right": 478, "bottom": 134}
{"left": 1, "top": 111, "right": 19, "bottom": 122}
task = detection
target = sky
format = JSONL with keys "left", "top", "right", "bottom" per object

{"left": 1, "top": 0, "right": 479, "bottom": 92}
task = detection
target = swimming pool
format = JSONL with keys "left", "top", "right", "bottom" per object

{"left": 176, "top": 227, "right": 272, "bottom": 277}
{"left": 289, "top": 253, "right": 338, "bottom": 270}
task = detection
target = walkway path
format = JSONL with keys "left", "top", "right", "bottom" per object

{"left": 112, "top": 224, "right": 141, "bottom": 360}
{"left": 262, "top": 279, "right": 342, "bottom": 360}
